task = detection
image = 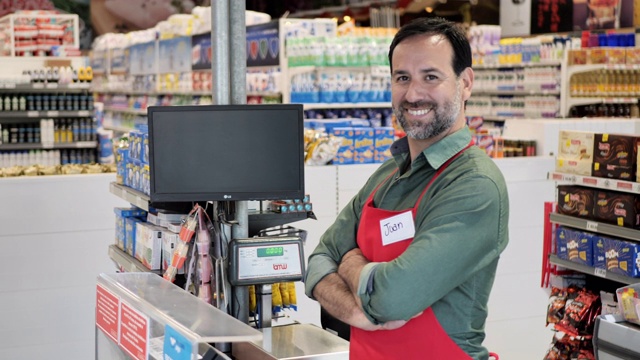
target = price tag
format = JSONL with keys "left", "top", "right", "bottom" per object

{"left": 46, "top": 83, "right": 58, "bottom": 89}
{"left": 46, "top": 111, "right": 59, "bottom": 117}
{"left": 33, "top": 83, "right": 44, "bottom": 89}
{"left": 5, "top": 83, "right": 15, "bottom": 89}
{"left": 27, "top": 111, "right": 39, "bottom": 117}
{"left": 594, "top": 268, "right": 607, "bottom": 278}
{"left": 78, "top": 110, "right": 90, "bottom": 117}
{"left": 586, "top": 221, "right": 598, "bottom": 232}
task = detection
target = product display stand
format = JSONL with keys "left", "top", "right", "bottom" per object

{"left": 95, "top": 272, "right": 261, "bottom": 360}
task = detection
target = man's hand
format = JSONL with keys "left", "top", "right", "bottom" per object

{"left": 338, "top": 248, "right": 369, "bottom": 294}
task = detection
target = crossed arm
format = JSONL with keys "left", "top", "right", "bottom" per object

{"left": 312, "top": 248, "right": 412, "bottom": 331}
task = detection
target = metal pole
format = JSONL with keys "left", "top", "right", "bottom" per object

{"left": 212, "top": 0, "right": 230, "bottom": 105}
{"left": 228, "top": 0, "right": 250, "bottom": 327}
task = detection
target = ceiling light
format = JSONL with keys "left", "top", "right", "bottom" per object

{"left": 426, "top": 6, "right": 433, "bottom": 12}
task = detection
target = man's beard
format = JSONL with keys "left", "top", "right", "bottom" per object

{"left": 394, "top": 83, "right": 462, "bottom": 140}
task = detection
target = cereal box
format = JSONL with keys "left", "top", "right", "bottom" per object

{"left": 374, "top": 127, "right": 394, "bottom": 163}
{"left": 354, "top": 127, "right": 374, "bottom": 164}
{"left": 330, "top": 127, "right": 355, "bottom": 164}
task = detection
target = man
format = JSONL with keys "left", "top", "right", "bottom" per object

{"left": 304, "top": 17, "right": 509, "bottom": 360}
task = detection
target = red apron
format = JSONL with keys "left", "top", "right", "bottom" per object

{"left": 350, "top": 144, "right": 473, "bottom": 360}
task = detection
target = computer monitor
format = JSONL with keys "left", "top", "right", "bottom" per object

{"left": 148, "top": 104, "right": 305, "bottom": 202}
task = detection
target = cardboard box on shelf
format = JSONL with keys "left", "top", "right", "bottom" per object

{"left": 556, "top": 185, "right": 595, "bottom": 220}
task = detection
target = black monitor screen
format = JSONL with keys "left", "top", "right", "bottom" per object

{"left": 148, "top": 104, "right": 304, "bottom": 202}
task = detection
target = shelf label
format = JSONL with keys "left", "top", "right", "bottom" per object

{"left": 582, "top": 177, "right": 597, "bottom": 186}
{"left": 32, "top": 83, "right": 44, "bottom": 89}
{"left": 95, "top": 284, "right": 120, "bottom": 343}
{"left": 46, "top": 83, "right": 58, "bottom": 89}
{"left": 78, "top": 110, "right": 90, "bottom": 117}
{"left": 586, "top": 221, "right": 598, "bottom": 232}
{"left": 594, "top": 267, "right": 607, "bottom": 278}
{"left": 616, "top": 181, "right": 632, "bottom": 191}
{"left": 26, "top": 111, "right": 39, "bottom": 117}
{"left": 551, "top": 173, "right": 563, "bottom": 180}
{"left": 4, "top": 83, "right": 16, "bottom": 89}
{"left": 46, "top": 111, "right": 59, "bottom": 117}
{"left": 119, "top": 301, "right": 149, "bottom": 360}
{"left": 163, "top": 325, "right": 193, "bottom": 360}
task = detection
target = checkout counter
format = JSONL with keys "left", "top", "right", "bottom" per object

{"left": 95, "top": 235, "right": 349, "bottom": 360}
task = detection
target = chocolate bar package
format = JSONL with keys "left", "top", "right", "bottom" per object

{"left": 592, "top": 163, "right": 634, "bottom": 181}
{"left": 593, "top": 133, "right": 638, "bottom": 167}
{"left": 593, "top": 189, "right": 640, "bottom": 229}
{"left": 558, "top": 130, "right": 594, "bottom": 161}
{"left": 556, "top": 185, "right": 595, "bottom": 219}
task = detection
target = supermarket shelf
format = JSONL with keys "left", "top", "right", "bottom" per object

{"left": 473, "top": 61, "right": 562, "bottom": 69}
{"left": 566, "top": 63, "right": 640, "bottom": 79}
{"left": 108, "top": 244, "right": 159, "bottom": 273}
{"left": 110, "top": 182, "right": 150, "bottom": 211}
{"left": 0, "top": 141, "right": 97, "bottom": 150}
{"left": 548, "top": 171, "right": 640, "bottom": 194}
{"left": 473, "top": 89, "right": 560, "bottom": 96}
{"left": 246, "top": 92, "right": 282, "bottom": 98}
{"left": 93, "top": 89, "right": 213, "bottom": 96}
{"left": 548, "top": 254, "right": 640, "bottom": 285}
{"left": 103, "top": 125, "right": 136, "bottom": 133}
{"left": 549, "top": 213, "right": 640, "bottom": 242}
{"left": 0, "top": 82, "right": 91, "bottom": 92}
{"left": 247, "top": 210, "right": 316, "bottom": 237}
{"left": 104, "top": 106, "right": 148, "bottom": 115}
{"left": 566, "top": 96, "right": 638, "bottom": 109}
{"left": 303, "top": 102, "right": 390, "bottom": 110}
{"left": 0, "top": 110, "right": 92, "bottom": 120}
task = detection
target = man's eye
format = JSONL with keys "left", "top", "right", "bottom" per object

{"left": 395, "top": 75, "right": 409, "bottom": 82}
{"left": 426, "top": 75, "right": 438, "bottom": 81}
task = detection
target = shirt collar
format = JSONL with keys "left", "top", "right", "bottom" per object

{"left": 390, "top": 126, "right": 472, "bottom": 170}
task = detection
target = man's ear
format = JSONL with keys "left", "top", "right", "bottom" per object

{"left": 460, "top": 67, "right": 474, "bottom": 101}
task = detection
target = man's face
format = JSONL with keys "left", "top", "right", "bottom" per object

{"left": 391, "top": 34, "right": 471, "bottom": 140}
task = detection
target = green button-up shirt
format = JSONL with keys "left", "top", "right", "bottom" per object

{"left": 304, "top": 127, "right": 509, "bottom": 359}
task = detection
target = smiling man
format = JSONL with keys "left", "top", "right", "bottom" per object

{"left": 304, "top": 17, "right": 510, "bottom": 360}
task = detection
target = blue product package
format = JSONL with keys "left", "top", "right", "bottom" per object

{"left": 116, "top": 148, "right": 129, "bottom": 185}
{"left": 593, "top": 236, "right": 606, "bottom": 269}
{"left": 114, "top": 207, "right": 147, "bottom": 250}
{"left": 141, "top": 133, "right": 149, "bottom": 164}
{"left": 374, "top": 127, "right": 395, "bottom": 163}
{"left": 330, "top": 127, "right": 354, "bottom": 164}
{"left": 555, "top": 226, "right": 594, "bottom": 266}
{"left": 600, "top": 237, "right": 640, "bottom": 277}
{"left": 128, "top": 131, "right": 140, "bottom": 160}
{"left": 354, "top": 127, "right": 374, "bottom": 164}
{"left": 125, "top": 217, "right": 145, "bottom": 257}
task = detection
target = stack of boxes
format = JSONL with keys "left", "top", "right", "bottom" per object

{"left": 115, "top": 126, "right": 150, "bottom": 195}
{"left": 554, "top": 130, "right": 640, "bottom": 278}
{"left": 555, "top": 226, "right": 640, "bottom": 278}
{"left": 330, "top": 126, "right": 394, "bottom": 164}
{"left": 114, "top": 207, "right": 187, "bottom": 272}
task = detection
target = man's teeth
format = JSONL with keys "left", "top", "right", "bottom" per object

{"left": 407, "top": 108, "right": 431, "bottom": 116}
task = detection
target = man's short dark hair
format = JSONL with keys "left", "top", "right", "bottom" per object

{"left": 388, "top": 17, "right": 472, "bottom": 77}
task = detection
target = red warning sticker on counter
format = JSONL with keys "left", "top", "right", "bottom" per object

{"left": 119, "top": 301, "right": 149, "bottom": 360}
{"left": 95, "top": 284, "right": 119, "bottom": 342}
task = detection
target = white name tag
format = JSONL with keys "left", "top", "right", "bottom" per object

{"left": 380, "top": 211, "right": 415, "bottom": 246}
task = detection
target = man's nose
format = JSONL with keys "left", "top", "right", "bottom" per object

{"left": 404, "top": 81, "right": 425, "bottom": 103}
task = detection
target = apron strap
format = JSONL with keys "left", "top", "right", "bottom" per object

{"left": 413, "top": 141, "right": 474, "bottom": 211}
